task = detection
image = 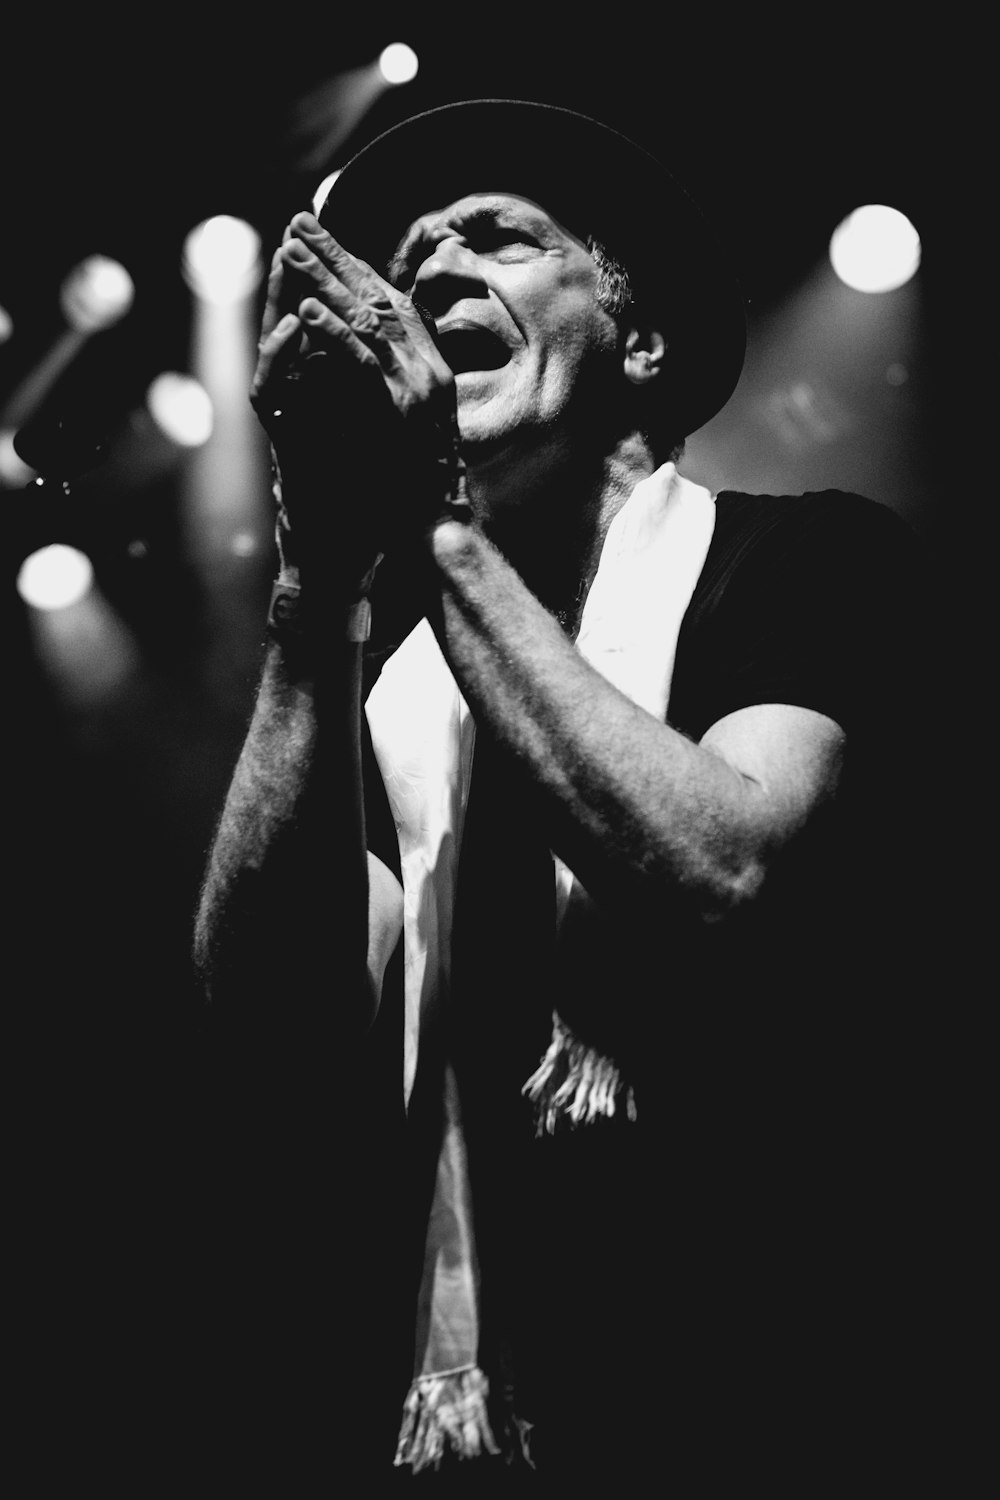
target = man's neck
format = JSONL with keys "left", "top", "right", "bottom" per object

{"left": 465, "top": 431, "right": 656, "bottom": 627}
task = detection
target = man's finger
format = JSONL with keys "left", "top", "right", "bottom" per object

{"left": 250, "top": 311, "right": 304, "bottom": 411}
{"left": 259, "top": 245, "right": 310, "bottom": 343}
{"left": 296, "top": 297, "right": 382, "bottom": 371}
{"left": 258, "top": 249, "right": 287, "bottom": 342}
{"left": 278, "top": 239, "right": 348, "bottom": 309}
{"left": 288, "top": 210, "right": 382, "bottom": 296}
{"left": 278, "top": 239, "right": 394, "bottom": 342}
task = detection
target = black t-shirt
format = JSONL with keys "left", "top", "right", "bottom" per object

{"left": 671, "top": 487, "right": 925, "bottom": 737}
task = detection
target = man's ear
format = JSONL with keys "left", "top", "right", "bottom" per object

{"left": 623, "top": 325, "right": 667, "bottom": 387}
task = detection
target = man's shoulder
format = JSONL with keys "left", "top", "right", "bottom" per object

{"left": 714, "top": 486, "right": 912, "bottom": 539}
{"left": 705, "top": 486, "right": 922, "bottom": 582}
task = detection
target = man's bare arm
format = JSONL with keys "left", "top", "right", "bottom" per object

{"left": 425, "top": 516, "right": 843, "bottom": 927}
{"left": 192, "top": 222, "right": 430, "bottom": 1036}
{"left": 193, "top": 638, "right": 402, "bottom": 1035}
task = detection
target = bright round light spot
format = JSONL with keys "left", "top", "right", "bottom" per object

{"left": 230, "top": 531, "right": 258, "bottom": 557}
{"left": 829, "top": 204, "right": 921, "bottom": 292}
{"left": 147, "top": 372, "right": 214, "bottom": 446}
{"left": 17, "top": 544, "right": 94, "bottom": 610}
{"left": 182, "top": 215, "right": 263, "bottom": 304}
{"left": 0, "top": 303, "right": 12, "bottom": 344}
{"left": 379, "top": 42, "right": 418, "bottom": 84}
{"left": 60, "top": 255, "right": 135, "bottom": 332}
{"left": 312, "top": 169, "right": 341, "bottom": 216}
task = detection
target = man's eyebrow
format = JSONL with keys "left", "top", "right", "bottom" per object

{"left": 388, "top": 202, "right": 552, "bottom": 282}
{"left": 388, "top": 223, "right": 434, "bottom": 285}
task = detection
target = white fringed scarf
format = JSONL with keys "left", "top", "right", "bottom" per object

{"left": 365, "top": 463, "right": 716, "bottom": 1471}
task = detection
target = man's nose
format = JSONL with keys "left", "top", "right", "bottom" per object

{"left": 412, "top": 237, "right": 489, "bottom": 317}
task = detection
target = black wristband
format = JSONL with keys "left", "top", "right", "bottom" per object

{"left": 266, "top": 580, "right": 307, "bottom": 642}
{"left": 266, "top": 574, "right": 375, "bottom": 651}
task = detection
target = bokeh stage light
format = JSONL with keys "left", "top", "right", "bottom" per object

{"left": 178, "top": 207, "right": 274, "bottom": 693}
{"left": 182, "top": 216, "right": 263, "bottom": 306}
{"left": 378, "top": 43, "right": 419, "bottom": 85}
{"left": 829, "top": 205, "right": 921, "bottom": 293}
{"left": 146, "top": 373, "right": 214, "bottom": 447}
{"left": 59, "top": 255, "right": 135, "bottom": 333}
{"left": 18, "top": 548, "right": 141, "bottom": 708}
{"left": 17, "top": 543, "right": 94, "bottom": 611}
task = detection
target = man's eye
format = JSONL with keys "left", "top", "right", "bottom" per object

{"left": 388, "top": 227, "right": 540, "bottom": 285}
{"left": 477, "top": 229, "right": 538, "bottom": 255}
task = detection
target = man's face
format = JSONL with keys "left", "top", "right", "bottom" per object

{"left": 390, "top": 193, "right": 621, "bottom": 460}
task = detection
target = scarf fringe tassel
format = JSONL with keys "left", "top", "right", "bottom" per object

{"left": 522, "top": 1014, "right": 637, "bottom": 1135}
{"left": 394, "top": 1366, "right": 507, "bottom": 1473}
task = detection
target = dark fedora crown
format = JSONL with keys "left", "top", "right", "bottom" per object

{"left": 320, "top": 99, "right": 746, "bottom": 436}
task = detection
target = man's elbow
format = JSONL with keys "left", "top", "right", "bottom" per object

{"left": 697, "top": 853, "right": 768, "bottom": 925}
{"left": 696, "top": 808, "right": 831, "bottom": 927}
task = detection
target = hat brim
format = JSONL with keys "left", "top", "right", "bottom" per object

{"left": 319, "top": 99, "right": 746, "bottom": 437}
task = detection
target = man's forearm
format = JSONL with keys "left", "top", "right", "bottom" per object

{"left": 423, "top": 517, "right": 838, "bottom": 925}
{"left": 194, "top": 636, "right": 377, "bottom": 1034}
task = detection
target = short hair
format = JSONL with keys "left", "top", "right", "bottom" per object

{"left": 587, "top": 235, "right": 633, "bottom": 318}
{"left": 587, "top": 235, "right": 685, "bottom": 463}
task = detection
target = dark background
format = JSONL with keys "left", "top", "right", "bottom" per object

{"left": 0, "top": 16, "right": 976, "bottom": 1481}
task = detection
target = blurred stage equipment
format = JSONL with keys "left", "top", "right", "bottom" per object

{"left": 15, "top": 443, "right": 142, "bottom": 706}
{"left": 0, "top": 254, "right": 134, "bottom": 488}
{"left": 10, "top": 409, "right": 139, "bottom": 703}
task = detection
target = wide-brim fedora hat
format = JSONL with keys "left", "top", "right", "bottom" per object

{"left": 318, "top": 99, "right": 747, "bottom": 437}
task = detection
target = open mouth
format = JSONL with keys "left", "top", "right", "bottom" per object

{"left": 435, "top": 324, "right": 511, "bottom": 375}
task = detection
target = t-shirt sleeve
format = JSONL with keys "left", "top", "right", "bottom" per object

{"left": 668, "top": 490, "right": 929, "bottom": 744}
